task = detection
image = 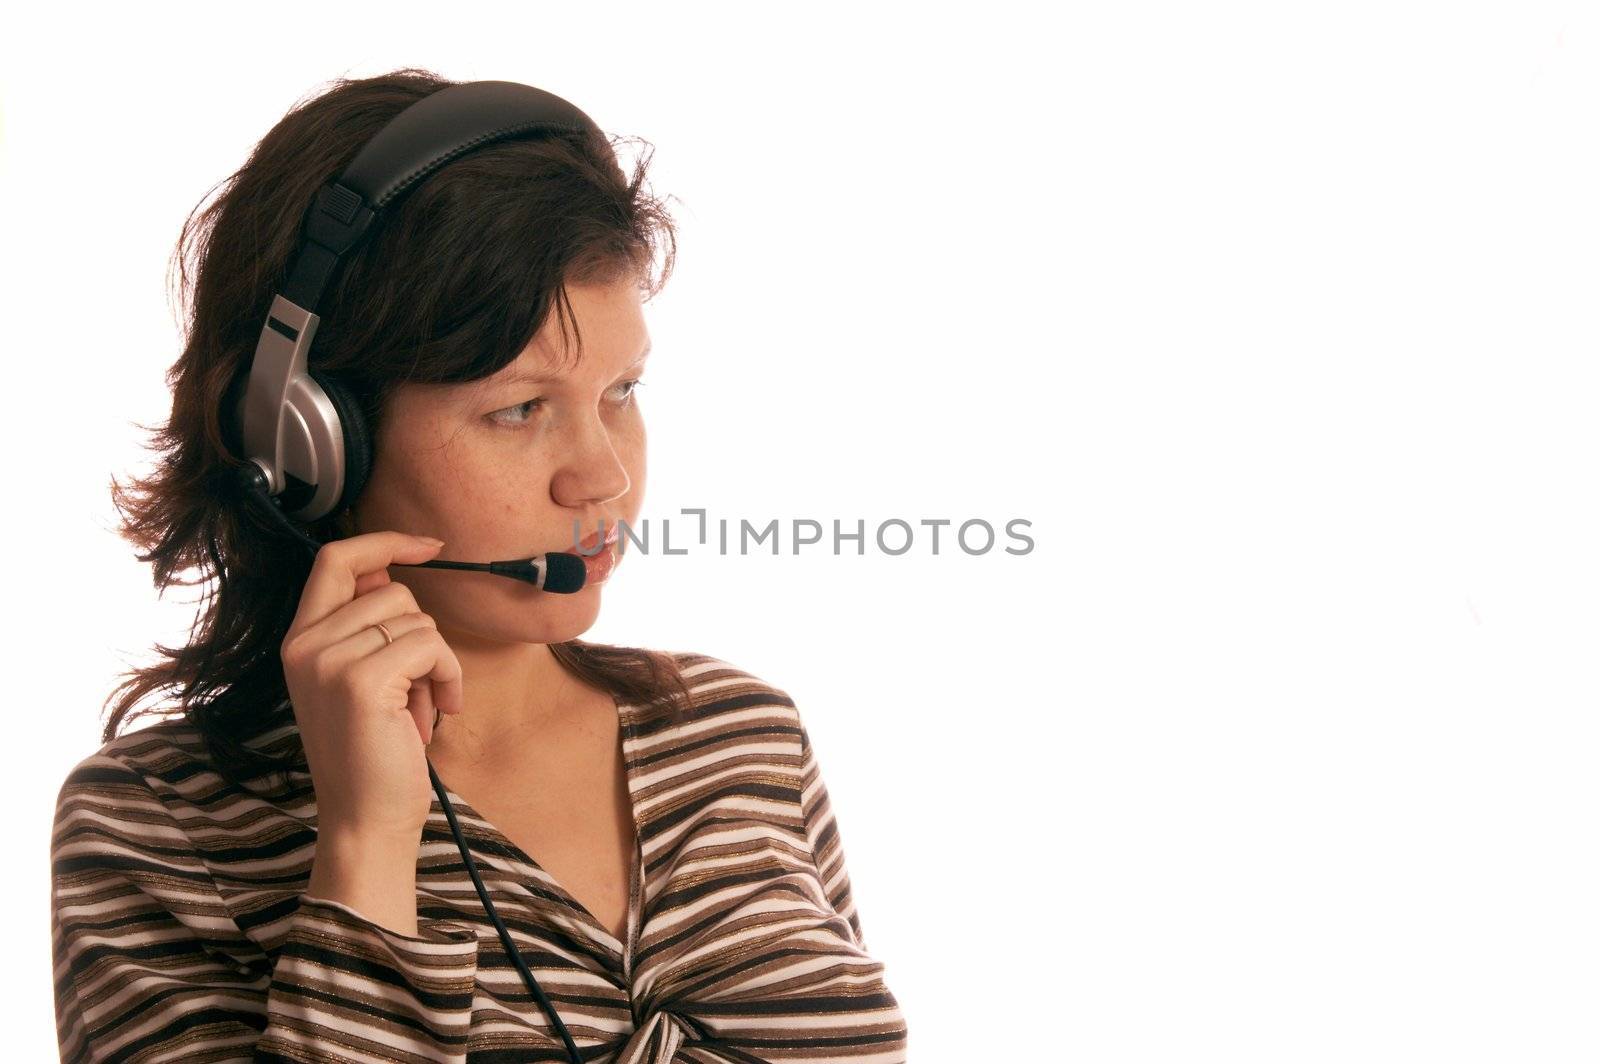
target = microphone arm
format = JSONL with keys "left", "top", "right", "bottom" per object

{"left": 231, "top": 465, "right": 588, "bottom": 592}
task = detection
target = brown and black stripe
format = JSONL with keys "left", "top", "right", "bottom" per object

{"left": 51, "top": 652, "right": 908, "bottom": 1062}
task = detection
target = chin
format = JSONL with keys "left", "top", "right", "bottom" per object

{"left": 518, "top": 595, "right": 604, "bottom": 642}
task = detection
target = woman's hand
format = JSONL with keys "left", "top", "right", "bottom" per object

{"left": 280, "top": 531, "right": 465, "bottom": 844}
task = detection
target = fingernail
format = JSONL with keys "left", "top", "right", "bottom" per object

{"left": 418, "top": 536, "right": 445, "bottom": 547}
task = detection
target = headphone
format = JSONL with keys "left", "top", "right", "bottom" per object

{"left": 230, "top": 77, "right": 605, "bottom": 525}
{"left": 226, "top": 79, "right": 611, "bottom": 1064}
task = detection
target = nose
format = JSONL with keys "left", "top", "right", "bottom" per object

{"left": 548, "top": 410, "right": 632, "bottom": 509}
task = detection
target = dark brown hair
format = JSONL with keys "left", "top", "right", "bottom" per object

{"left": 103, "top": 68, "right": 692, "bottom": 794}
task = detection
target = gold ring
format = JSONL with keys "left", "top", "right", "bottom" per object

{"left": 373, "top": 621, "right": 394, "bottom": 645}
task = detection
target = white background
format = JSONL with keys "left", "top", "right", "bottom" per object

{"left": 5, "top": 2, "right": 1598, "bottom": 1060}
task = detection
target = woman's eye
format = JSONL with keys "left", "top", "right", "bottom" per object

{"left": 487, "top": 379, "right": 644, "bottom": 430}
{"left": 488, "top": 398, "right": 544, "bottom": 428}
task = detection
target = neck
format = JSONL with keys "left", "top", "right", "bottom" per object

{"left": 423, "top": 635, "right": 582, "bottom": 770}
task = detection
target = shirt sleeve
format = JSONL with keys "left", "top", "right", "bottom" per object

{"left": 51, "top": 754, "right": 482, "bottom": 1063}
{"left": 797, "top": 720, "right": 870, "bottom": 953}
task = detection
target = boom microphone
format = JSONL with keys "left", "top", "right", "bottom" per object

{"left": 391, "top": 552, "right": 587, "bottom": 593}
{"left": 231, "top": 464, "right": 588, "bottom": 593}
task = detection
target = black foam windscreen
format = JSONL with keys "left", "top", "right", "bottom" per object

{"left": 541, "top": 552, "right": 587, "bottom": 594}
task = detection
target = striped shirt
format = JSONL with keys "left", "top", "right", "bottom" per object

{"left": 51, "top": 652, "right": 908, "bottom": 1062}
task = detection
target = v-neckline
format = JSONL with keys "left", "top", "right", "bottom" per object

{"left": 428, "top": 691, "right": 645, "bottom": 965}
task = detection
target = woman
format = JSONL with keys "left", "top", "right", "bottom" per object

{"left": 49, "top": 68, "right": 908, "bottom": 1062}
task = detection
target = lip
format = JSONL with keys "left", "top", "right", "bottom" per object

{"left": 572, "top": 522, "right": 621, "bottom": 586}
{"left": 582, "top": 540, "right": 618, "bottom": 585}
{"left": 575, "top": 523, "right": 620, "bottom": 555}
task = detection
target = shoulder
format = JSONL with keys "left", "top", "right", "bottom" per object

{"left": 633, "top": 651, "right": 812, "bottom": 830}
{"left": 666, "top": 650, "right": 796, "bottom": 712}
{"left": 50, "top": 719, "right": 222, "bottom": 864}
{"left": 641, "top": 648, "right": 808, "bottom": 752}
{"left": 53, "top": 712, "right": 296, "bottom": 814}
{"left": 56, "top": 717, "right": 208, "bottom": 796}
{"left": 663, "top": 649, "right": 802, "bottom": 721}
{"left": 50, "top": 714, "right": 316, "bottom": 893}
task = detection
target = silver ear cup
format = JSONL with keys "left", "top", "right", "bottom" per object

{"left": 274, "top": 372, "right": 349, "bottom": 522}
{"left": 235, "top": 295, "right": 373, "bottom": 524}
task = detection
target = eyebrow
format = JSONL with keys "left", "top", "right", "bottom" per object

{"left": 496, "top": 341, "right": 651, "bottom": 387}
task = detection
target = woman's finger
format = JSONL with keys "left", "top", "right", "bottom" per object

{"left": 407, "top": 681, "right": 438, "bottom": 744}
{"left": 347, "top": 627, "right": 463, "bottom": 726}
{"left": 288, "top": 532, "right": 442, "bottom": 634}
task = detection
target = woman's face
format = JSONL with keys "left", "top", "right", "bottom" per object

{"left": 341, "top": 276, "right": 649, "bottom": 647}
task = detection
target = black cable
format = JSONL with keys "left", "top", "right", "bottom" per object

{"left": 231, "top": 464, "right": 329, "bottom": 557}
{"left": 428, "top": 762, "right": 585, "bottom": 1063}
